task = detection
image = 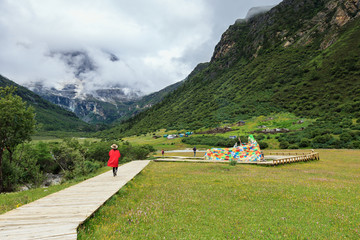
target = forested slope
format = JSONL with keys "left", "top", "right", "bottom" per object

{"left": 0, "top": 75, "right": 89, "bottom": 132}
{"left": 101, "top": 0, "right": 360, "bottom": 138}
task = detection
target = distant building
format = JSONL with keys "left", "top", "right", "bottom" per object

{"left": 167, "top": 134, "right": 178, "bottom": 139}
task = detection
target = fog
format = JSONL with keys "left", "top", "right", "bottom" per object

{"left": 0, "top": 0, "right": 282, "bottom": 94}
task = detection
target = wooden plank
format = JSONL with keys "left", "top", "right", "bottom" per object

{"left": 0, "top": 160, "right": 150, "bottom": 240}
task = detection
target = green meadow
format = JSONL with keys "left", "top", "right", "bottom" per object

{"left": 78, "top": 149, "right": 360, "bottom": 239}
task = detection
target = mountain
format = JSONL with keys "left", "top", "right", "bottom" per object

{"left": 24, "top": 48, "right": 186, "bottom": 124}
{"left": 124, "top": 63, "right": 209, "bottom": 121}
{"left": 0, "top": 75, "right": 90, "bottom": 132}
{"left": 235, "top": 5, "right": 275, "bottom": 24}
{"left": 27, "top": 82, "right": 143, "bottom": 124}
{"left": 20, "top": 49, "right": 143, "bottom": 124}
{"left": 101, "top": 0, "right": 360, "bottom": 137}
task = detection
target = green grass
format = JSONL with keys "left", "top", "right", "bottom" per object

{"left": 123, "top": 129, "right": 191, "bottom": 150}
{"left": 78, "top": 149, "right": 360, "bottom": 239}
{"left": 0, "top": 166, "right": 110, "bottom": 214}
{"left": 121, "top": 113, "right": 316, "bottom": 150}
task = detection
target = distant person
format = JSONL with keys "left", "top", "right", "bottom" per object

{"left": 162, "top": 149, "right": 164, "bottom": 157}
{"left": 108, "top": 144, "right": 121, "bottom": 177}
{"left": 193, "top": 146, "right": 197, "bottom": 157}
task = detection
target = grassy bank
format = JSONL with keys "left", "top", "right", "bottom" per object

{"left": 78, "top": 149, "right": 360, "bottom": 239}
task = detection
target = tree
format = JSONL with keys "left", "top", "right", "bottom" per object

{"left": 0, "top": 86, "right": 36, "bottom": 192}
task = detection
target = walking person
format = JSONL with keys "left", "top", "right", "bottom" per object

{"left": 161, "top": 149, "right": 164, "bottom": 157}
{"left": 108, "top": 144, "right": 121, "bottom": 177}
{"left": 193, "top": 146, "right": 197, "bottom": 157}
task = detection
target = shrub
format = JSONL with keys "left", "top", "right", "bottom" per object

{"left": 2, "top": 139, "right": 156, "bottom": 192}
{"left": 279, "top": 141, "right": 289, "bottom": 149}
{"left": 299, "top": 138, "right": 311, "bottom": 147}
{"left": 52, "top": 143, "right": 84, "bottom": 173}
{"left": 340, "top": 132, "right": 352, "bottom": 142}
{"left": 32, "top": 142, "right": 57, "bottom": 173}
{"left": 351, "top": 141, "right": 360, "bottom": 149}
{"left": 2, "top": 154, "right": 22, "bottom": 191}
{"left": 2, "top": 150, "right": 44, "bottom": 191}
{"left": 313, "top": 134, "right": 332, "bottom": 144}
{"left": 258, "top": 141, "right": 269, "bottom": 149}
{"left": 289, "top": 144, "right": 299, "bottom": 149}
{"left": 332, "top": 128, "right": 343, "bottom": 134}
{"left": 85, "top": 141, "right": 111, "bottom": 162}
{"left": 72, "top": 160, "right": 102, "bottom": 178}
{"left": 256, "top": 134, "right": 266, "bottom": 140}
{"left": 229, "top": 159, "right": 237, "bottom": 166}
{"left": 339, "top": 119, "right": 353, "bottom": 128}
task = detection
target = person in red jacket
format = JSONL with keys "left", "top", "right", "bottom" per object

{"left": 108, "top": 144, "right": 121, "bottom": 177}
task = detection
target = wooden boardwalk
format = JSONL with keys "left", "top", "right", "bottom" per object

{"left": 264, "top": 152, "right": 320, "bottom": 165}
{"left": 0, "top": 160, "right": 150, "bottom": 240}
{"left": 155, "top": 152, "right": 319, "bottom": 166}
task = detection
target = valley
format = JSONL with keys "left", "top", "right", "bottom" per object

{"left": 1, "top": 1, "right": 360, "bottom": 239}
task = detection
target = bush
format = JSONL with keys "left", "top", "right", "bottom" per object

{"left": 289, "top": 144, "right": 299, "bottom": 149}
{"left": 313, "top": 134, "right": 332, "bottom": 144}
{"left": 52, "top": 143, "right": 83, "bottom": 173}
{"left": 279, "top": 141, "right": 289, "bottom": 149}
{"left": 72, "top": 160, "right": 102, "bottom": 178}
{"left": 340, "top": 132, "right": 353, "bottom": 142}
{"left": 85, "top": 141, "right": 111, "bottom": 162}
{"left": 299, "top": 138, "right": 311, "bottom": 147}
{"left": 2, "top": 154, "right": 22, "bottom": 191}
{"left": 229, "top": 159, "right": 237, "bottom": 166}
{"left": 339, "top": 119, "right": 353, "bottom": 128}
{"left": 258, "top": 141, "right": 269, "bottom": 149}
{"left": 351, "top": 141, "right": 360, "bottom": 149}
{"left": 256, "top": 134, "right": 266, "bottom": 140}
{"left": 32, "top": 142, "right": 57, "bottom": 173}
{"left": 332, "top": 128, "right": 343, "bottom": 134}
{"left": 1, "top": 139, "right": 156, "bottom": 192}
{"left": 2, "top": 150, "right": 44, "bottom": 191}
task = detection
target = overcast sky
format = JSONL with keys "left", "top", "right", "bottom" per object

{"left": 0, "top": 0, "right": 282, "bottom": 94}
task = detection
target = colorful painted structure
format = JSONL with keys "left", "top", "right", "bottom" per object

{"left": 204, "top": 135, "right": 263, "bottom": 162}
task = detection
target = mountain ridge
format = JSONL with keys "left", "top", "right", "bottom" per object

{"left": 100, "top": 0, "right": 360, "bottom": 137}
{"left": 0, "top": 75, "right": 90, "bottom": 132}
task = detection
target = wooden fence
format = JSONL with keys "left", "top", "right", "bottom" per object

{"left": 267, "top": 152, "right": 320, "bottom": 166}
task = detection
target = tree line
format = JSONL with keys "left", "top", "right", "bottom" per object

{"left": 0, "top": 86, "right": 155, "bottom": 192}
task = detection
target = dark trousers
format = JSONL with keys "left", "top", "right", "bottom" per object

{"left": 113, "top": 167, "right": 118, "bottom": 176}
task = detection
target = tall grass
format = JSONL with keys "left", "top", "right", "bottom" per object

{"left": 78, "top": 149, "right": 360, "bottom": 239}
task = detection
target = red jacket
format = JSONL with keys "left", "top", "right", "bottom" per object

{"left": 108, "top": 149, "right": 121, "bottom": 167}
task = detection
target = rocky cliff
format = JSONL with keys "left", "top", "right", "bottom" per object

{"left": 212, "top": 0, "right": 359, "bottom": 64}
{"left": 27, "top": 82, "right": 144, "bottom": 123}
{"left": 28, "top": 78, "right": 183, "bottom": 124}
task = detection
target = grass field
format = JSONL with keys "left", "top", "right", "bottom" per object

{"left": 78, "top": 149, "right": 360, "bottom": 239}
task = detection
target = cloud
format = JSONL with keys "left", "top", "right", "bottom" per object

{"left": 0, "top": 0, "right": 282, "bottom": 94}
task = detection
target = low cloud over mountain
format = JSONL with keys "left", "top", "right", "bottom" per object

{"left": 0, "top": 0, "right": 282, "bottom": 94}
